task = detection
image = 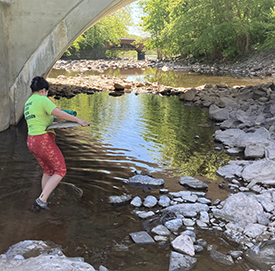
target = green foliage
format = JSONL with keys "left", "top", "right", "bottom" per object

{"left": 65, "top": 7, "right": 132, "bottom": 56}
{"left": 140, "top": 0, "right": 275, "bottom": 60}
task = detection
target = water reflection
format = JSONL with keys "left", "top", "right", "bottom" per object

{"left": 55, "top": 92, "right": 231, "bottom": 179}
{"left": 0, "top": 91, "right": 248, "bottom": 270}
{"left": 49, "top": 66, "right": 274, "bottom": 88}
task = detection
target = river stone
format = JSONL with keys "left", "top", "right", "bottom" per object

{"left": 0, "top": 240, "right": 96, "bottom": 271}
{"left": 0, "top": 254, "right": 96, "bottom": 271}
{"left": 242, "top": 160, "right": 275, "bottom": 187}
{"left": 158, "top": 195, "right": 171, "bottom": 207}
{"left": 130, "top": 196, "right": 142, "bottom": 207}
{"left": 197, "top": 197, "right": 211, "bottom": 205}
{"left": 169, "top": 191, "right": 192, "bottom": 197}
{"left": 216, "top": 163, "right": 243, "bottom": 179}
{"left": 246, "top": 240, "right": 275, "bottom": 270}
{"left": 163, "top": 203, "right": 209, "bottom": 217}
{"left": 151, "top": 225, "right": 170, "bottom": 236}
{"left": 109, "top": 195, "right": 132, "bottom": 205}
{"left": 243, "top": 223, "right": 266, "bottom": 238}
{"left": 214, "top": 129, "right": 246, "bottom": 147}
{"left": 126, "top": 175, "right": 164, "bottom": 188}
{"left": 182, "top": 194, "right": 198, "bottom": 203}
{"left": 169, "top": 251, "right": 197, "bottom": 271}
{"left": 235, "top": 129, "right": 271, "bottom": 149}
{"left": 213, "top": 192, "right": 264, "bottom": 223}
{"left": 136, "top": 211, "right": 155, "bottom": 219}
{"left": 255, "top": 191, "right": 274, "bottom": 212}
{"left": 210, "top": 250, "right": 234, "bottom": 265}
{"left": 165, "top": 218, "right": 183, "bottom": 232}
{"left": 143, "top": 195, "right": 158, "bottom": 207}
{"left": 180, "top": 88, "right": 197, "bottom": 101}
{"left": 171, "top": 234, "right": 195, "bottom": 256}
{"left": 209, "top": 104, "right": 229, "bottom": 121}
{"left": 129, "top": 231, "right": 155, "bottom": 244}
{"left": 178, "top": 176, "right": 208, "bottom": 190}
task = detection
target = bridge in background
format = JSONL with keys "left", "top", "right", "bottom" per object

{"left": 0, "top": 0, "right": 135, "bottom": 132}
{"left": 107, "top": 38, "right": 145, "bottom": 60}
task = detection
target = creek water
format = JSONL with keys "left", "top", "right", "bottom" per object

{"left": 0, "top": 67, "right": 272, "bottom": 270}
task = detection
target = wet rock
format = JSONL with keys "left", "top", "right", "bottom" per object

{"left": 98, "top": 266, "right": 109, "bottom": 271}
{"left": 245, "top": 240, "right": 275, "bottom": 270}
{"left": 158, "top": 195, "right": 171, "bottom": 207}
{"left": 197, "top": 197, "right": 211, "bottom": 205}
{"left": 209, "top": 250, "right": 234, "bottom": 265}
{"left": 171, "top": 234, "right": 195, "bottom": 256}
{"left": 199, "top": 211, "right": 210, "bottom": 224}
{"left": 151, "top": 225, "right": 171, "bottom": 236}
{"left": 169, "top": 191, "right": 191, "bottom": 198}
{"left": 169, "top": 251, "right": 197, "bottom": 271}
{"left": 178, "top": 176, "right": 208, "bottom": 190}
{"left": 216, "top": 161, "right": 248, "bottom": 179}
{"left": 165, "top": 218, "right": 183, "bottom": 232}
{"left": 213, "top": 192, "right": 264, "bottom": 223}
{"left": 243, "top": 223, "right": 266, "bottom": 238}
{"left": 126, "top": 174, "right": 164, "bottom": 188}
{"left": 135, "top": 210, "right": 155, "bottom": 219}
{"left": 130, "top": 196, "right": 142, "bottom": 207}
{"left": 109, "top": 194, "right": 132, "bottom": 205}
{"left": 154, "top": 235, "right": 169, "bottom": 242}
{"left": 242, "top": 160, "right": 275, "bottom": 188}
{"left": 179, "top": 89, "right": 197, "bottom": 102}
{"left": 163, "top": 203, "right": 209, "bottom": 217}
{"left": 129, "top": 231, "right": 155, "bottom": 244}
{"left": 183, "top": 218, "right": 195, "bottom": 227}
{"left": 143, "top": 195, "right": 158, "bottom": 208}
{"left": 209, "top": 104, "right": 229, "bottom": 121}
{"left": 0, "top": 240, "right": 96, "bottom": 271}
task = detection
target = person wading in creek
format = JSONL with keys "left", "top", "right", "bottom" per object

{"left": 24, "top": 76, "right": 89, "bottom": 212}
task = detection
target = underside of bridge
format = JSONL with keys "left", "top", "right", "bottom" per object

{"left": 107, "top": 38, "right": 145, "bottom": 60}
{"left": 0, "top": 0, "right": 135, "bottom": 132}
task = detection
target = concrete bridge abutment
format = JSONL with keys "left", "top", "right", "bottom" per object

{"left": 0, "top": 0, "right": 135, "bottom": 132}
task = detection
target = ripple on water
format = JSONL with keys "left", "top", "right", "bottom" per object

{"left": 0, "top": 91, "right": 251, "bottom": 270}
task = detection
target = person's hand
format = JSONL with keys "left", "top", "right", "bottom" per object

{"left": 78, "top": 119, "right": 90, "bottom": 127}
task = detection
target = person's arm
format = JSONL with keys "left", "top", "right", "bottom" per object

{"left": 51, "top": 108, "right": 89, "bottom": 126}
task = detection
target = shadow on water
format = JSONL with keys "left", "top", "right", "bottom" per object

{"left": 0, "top": 92, "right": 253, "bottom": 270}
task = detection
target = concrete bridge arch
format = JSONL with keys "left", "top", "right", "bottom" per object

{"left": 0, "top": 0, "right": 135, "bottom": 132}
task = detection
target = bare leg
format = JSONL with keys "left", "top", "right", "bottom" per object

{"left": 41, "top": 174, "right": 51, "bottom": 190}
{"left": 39, "top": 173, "right": 63, "bottom": 203}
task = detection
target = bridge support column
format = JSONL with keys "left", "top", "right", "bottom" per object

{"left": 138, "top": 51, "right": 145, "bottom": 61}
{"left": 0, "top": 3, "right": 10, "bottom": 131}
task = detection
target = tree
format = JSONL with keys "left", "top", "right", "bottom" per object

{"left": 65, "top": 7, "right": 132, "bottom": 57}
{"left": 140, "top": 0, "right": 275, "bottom": 60}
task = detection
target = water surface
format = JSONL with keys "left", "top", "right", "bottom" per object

{"left": 0, "top": 68, "right": 264, "bottom": 270}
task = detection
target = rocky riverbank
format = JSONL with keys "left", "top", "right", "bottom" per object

{"left": 53, "top": 50, "right": 275, "bottom": 78}
{"left": 46, "top": 68, "right": 275, "bottom": 270}
{"left": 3, "top": 58, "right": 275, "bottom": 270}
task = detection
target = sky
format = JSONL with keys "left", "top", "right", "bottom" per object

{"left": 127, "top": 0, "right": 147, "bottom": 36}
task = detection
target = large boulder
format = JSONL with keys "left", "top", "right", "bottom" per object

{"left": 212, "top": 192, "right": 264, "bottom": 223}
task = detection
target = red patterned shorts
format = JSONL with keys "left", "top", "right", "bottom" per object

{"left": 27, "top": 132, "right": 67, "bottom": 177}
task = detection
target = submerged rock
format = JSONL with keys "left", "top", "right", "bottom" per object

{"left": 0, "top": 240, "right": 96, "bottom": 271}
{"left": 245, "top": 240, "right": 275, "bottom": 271}
{"left": 125, "top": 174, "right": 164, "bottom": 188}
{"left": 178, "top": 176, "right": 208, "bottom": 190}
{"left": 169, "top": 251, "right": 197, "bottom": 271}
{"left": 129, "top": 231, "right": 155, "bottom": 244}
{"left": 109, "top": 194, "right": 132, "bottom": 205}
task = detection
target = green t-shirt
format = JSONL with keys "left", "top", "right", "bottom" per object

{"left": 24, "top": 94, "right": 57, "bottom": 135}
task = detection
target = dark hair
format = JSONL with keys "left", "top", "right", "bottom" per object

{"left": 30, "top": 76, "right": 49, "bottom": 92}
